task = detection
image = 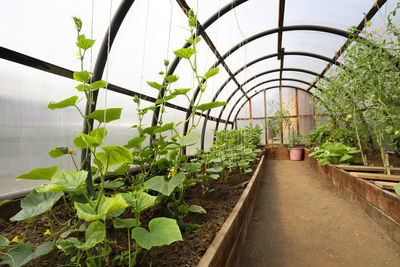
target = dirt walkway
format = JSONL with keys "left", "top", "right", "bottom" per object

{"left": 238, "top": 160, "right": 400, "bottom": 267}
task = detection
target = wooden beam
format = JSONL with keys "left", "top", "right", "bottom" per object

{"left": 336, "top": 165, "right": 400, "bottom": 172}
{"left": 375, "top": 181, "right": 397, "bottom": 190}
{"left": 349, "top": 172, "right": 400, "bottom": 182}
{"left": 264, "top": 89, "right": 268, "bottom": 144}
{"left": 295, "top": 88, "right": 300, "bottom": 133}
{"left": 312, "top": 97, "right": 316, "bottom": 129}
{"left": 236, "top": 113, "right": 329, "bottom": 120}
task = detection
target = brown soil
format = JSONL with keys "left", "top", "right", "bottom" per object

{"left": 239, "top": 160, "right": 400, "bottom": 266}
{"left": 0, "top": 162, "right": 258, "bottom": 267}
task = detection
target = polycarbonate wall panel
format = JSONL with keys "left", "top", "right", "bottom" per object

{"left": 0, "top": 60, "right": 84, "bottom": 196}
{"left": 251, "top": 93, "right": 266, "bottom": 118}
{"left": 107, "top": 1, "right": 187, "bottom": 100}
{"left": 298, "top": 90, "right": 313, "bottom": 115}
{"left": 266, "top": 89, "right": 280, "bottom": 117}
{"left": 204, "top": 120, "right": 216, "bottom": 151}
{"left": 284, "top": 0, "right": 375, "bottom": 30}
{"left": 0, "top": 0, "right": 118, "bottom": 71}
{"left": 283, "top": 56, "right": 327, "bottom": 75}
{"left": 282, "top": 88, "right": 296, "bottom": 115}
{"left": 203, "top": 0, "right": 278, "bottom": 55}
{"left": 299, "top": 117, "right": 314, "bottom": 141}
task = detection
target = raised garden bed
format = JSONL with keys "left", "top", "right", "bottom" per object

{"left": 304, "top": 148, "right": 400, "bottom": 246}
{"left": 0, "top": 155, "right": 265, "bottom": 266}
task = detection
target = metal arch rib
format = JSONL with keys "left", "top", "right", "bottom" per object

{"left": 150, "top": 0, "right": 248, "bottom": 130}
{"left": 183, "top": 25, "right": 349, "bottom": 141}
{"left": 200, "top": 77, "right": 318, "bottom": 149}
{"left": 213, "top": 67, "right": 322, "bottom": 131}
{"left": 230, "top": 86, "right": 320, "bottom": 130}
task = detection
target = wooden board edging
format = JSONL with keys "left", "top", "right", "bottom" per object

{"left": 197, "top": 155, "right": 265, "bottom": 267}
{"left": 304, "top": 148, "right": 400, "bottom": 245}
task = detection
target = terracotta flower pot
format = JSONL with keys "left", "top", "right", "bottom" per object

{"left": 289, "top": 147, "right": 303, "bottom": 160}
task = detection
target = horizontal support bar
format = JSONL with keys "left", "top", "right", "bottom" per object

{"left": 0, "top": 46, "right": 233, "bottom": 125}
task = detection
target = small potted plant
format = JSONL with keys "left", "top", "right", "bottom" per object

{"left": 287, "top": 128, "right": 304, "bottom": 160}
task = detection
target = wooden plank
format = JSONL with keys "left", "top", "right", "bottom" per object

{"left": 349, "top": 172, "right": 400, "bottom": 182}
{"left": 375, "top": 181, "right": 398, "bottom": 190}
{"left": 336, "top": 165, "right": 400, "bottom": 172}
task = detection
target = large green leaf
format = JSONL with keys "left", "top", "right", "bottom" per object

{"left": 48, "top": 147, "right": 70, "bottom": 158}
{"left": 78, "top": 221, "right": 106, "bottom": 250}
{"left": 16, "top": 166, "right": 59, "bottom": 181}
{"left": 87, "top": 108, "right": 122, "bottom": 123}
{"left": 125, "top": 136, "right": 146, "bottom": 149}
{"left": 95, "top": 146, "right": 133, "bottom": 170}
{"left": 56, "top": 237, "right": 82, "bottom": 255}
{"left": 35, "top": 170, "right": 87, "bottom": 193}
{"left": 10, "top": 190, "right": 64, "bottom": 222}
{"left": 173, "top": 48, "right": 196, "bottom": 59}
{"left": 1, "top": 242, "right": 54, "bottom": 267}
{"left": 48, "top": 96, "right": 78, "bottom": 110}
{"left": 91, "top": 80, "right": 107, "bottom": 91}
{"left": 113, "top": 218, "right": 136, "bottom": 229}
{"left": 146, "top": 81, "right": 164, "bottom": 90}
{"left": 172, "top": 88, "right": 191, "bottom": 95}
{"left": 144, "top": 172, "right": 185, "bottom": 196}
{"left": 90, "top": 127, "right": 108, "bottom": 139}
{"left": 121, "top": 191, "right": 157, "bottom": 212}
{"left": 74, "top": 133, "right": 103, "bottom": 149}
{"left": 196, "top": 101, "right": 227, "bottom": 112}
{"left": 178, "top": 132, "right": 200, "bottom": 147}
{"left": 0, "top": 235, "right": 9, "bottom": 247}
{"left": 154, "top": 122, "right": 174, "bottom": 134}
{"left": 76, "top": 34, "right": 95, "bottom": 50}
{"left": 75, "top": 194, "right": 128, "bottom": 222}
{"left": 131, "top": 217, "right": 182, "bottom": 250}
{"left": 75, "top": 84, "right": 90, "bottom": 92}
{"left": 73, "top": 71, "right": 91, "bottom": 83}
{"left": 204, "top": 68, "right": 219, "bottom": 79}
{"left": 165, "top": 75, "right": 179, "bottom": 83}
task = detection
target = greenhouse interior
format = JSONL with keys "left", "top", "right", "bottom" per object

{"left": 1, "top": 0, "right": 400, "bottom": 266}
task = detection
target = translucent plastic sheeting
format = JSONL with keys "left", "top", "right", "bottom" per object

{"left": 0, "top": 60, "right": 84, "bottom": 197}
{"left": 284, "top": 0, "right": 375, "bottom": 30}
{"left": 298, "top": 90, "right": 313, "bottom": 115}
{"left": 282, "top": 31, "right": 347, "bottom": 60}
{"left": 281, "top": 88, "right": 297, "bottom": 115}
{"left": 204, "top": 120, "right": 217, "bottom": 151}
{"left": 282, "top": 118, "right": 297, "bottom": 142}
{"left": 249, "top": 92, "right": 265, "bottom": 118}
{"left": 107, "top": 0, "right": 188, "bottom": 100}
{"left": 266, "top": 89, "right": 281, "bottom": 117}
{"left": 223, "top": 35, "right": 278, "bottom": 73}
{"left": 299, "top": 117, "right": 314, "bottom": 141}
{"left": 282, "top": 70, "right": 317, "bottom": 84}
{"left": 283, "top": 55, "right": 329, "bottom": 76}
{"left": 240, "top": 72, "right": 281, "bottom": 94}
{"left": 0, "top": 0, "right": 118, "bottom": 71}
{"left": 202, "top": 0, "right": 279, "bottom": 55}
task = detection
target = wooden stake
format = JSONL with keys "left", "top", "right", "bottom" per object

{"left": 264, "top": 89, "right": 268, "bottom": 144}
{"left": 295, "top": 89, "right": 300, "bottom": 134}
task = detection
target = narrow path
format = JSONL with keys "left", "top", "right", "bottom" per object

{"left": 239, "top": 160, "right": 400, "bottom": 267}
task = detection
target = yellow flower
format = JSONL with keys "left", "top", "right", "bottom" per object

{"left": 168, "top": 168, "right": 175, "bottom": 178}
{"left": 201, "top": 83, "right": 206, "bottom": 89}
{"left": 11, "top": 235, "right": 19, "bottom": 243}
{"left": 138, "top": 154, "right": 141, "bottom": 158}
{"left": 366, "top": 21, "right": 371, "bottom": 27}
{"left": 44, "top": 229, "right": 51, "bottom": 236}
{"left": 377, "top": 29, "right": 381, "bottom": 33}
{"left": 158, "top": 144, "right": 161, "bottom": 149}
{"left": 153, "top": 148, "right": 155, "bottom": 151}
{"left": 68, "top": 148, "right": 77, "bottom": 156}
{"left": 179, "top": 134, "right": 183, "bottom": 139}
{"left": 75, "top": 51, "right": 80, "bottom": 57}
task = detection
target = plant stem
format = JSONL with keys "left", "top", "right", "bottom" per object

{"left": 22, "top": 220, "right": 31, "bottom": 242}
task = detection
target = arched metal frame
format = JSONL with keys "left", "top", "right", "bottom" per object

{"left": 199, "top": 78, "right": 317, "bottom": 149}
{"left": 150, "top": 0, "right": 248, "bottom": 130}
{"left": 231, "top": 86, "right": 319, "bottom": 130}
{"left": 225, "top": 85, "right": 317, "bottom": 130}
{"left": 214, "top": 67, "right": 322, "bottom": 128}
{"left": 180, "top": 25, "right": 350, "bottom": 148}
